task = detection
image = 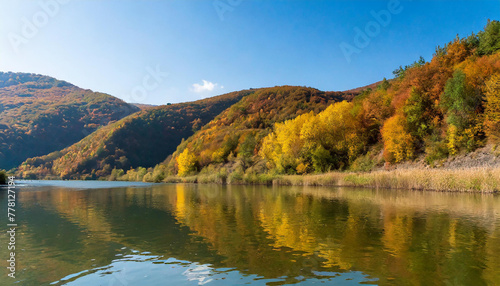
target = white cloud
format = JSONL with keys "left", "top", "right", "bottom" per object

{"left": 191, "top": 80, "right": 220, "bottom": 93}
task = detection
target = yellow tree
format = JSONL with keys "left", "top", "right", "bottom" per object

{"left": 260, "top": 112, "right": 314, "bottom": 172}
{"left": 381, "top": 114, "right": 414, "bottom": 163}
{"left": 485, "top": 74, "right": 500, "bottom": 143}
{"left": 177, "top": 148, "right": 197, "bottom": 177}
{"left": 301, "top": 101, "right": 365, "bottom": 163}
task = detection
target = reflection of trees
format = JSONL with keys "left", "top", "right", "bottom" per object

{"left": 167, "top": 185, "right": 500, "bottom": 285}
{"left": 8, "top": 184, "right": 500, "bottom": 285}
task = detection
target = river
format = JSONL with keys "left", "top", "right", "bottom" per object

{"left": 1, "top": 181, "right": 499, "bottom": 285}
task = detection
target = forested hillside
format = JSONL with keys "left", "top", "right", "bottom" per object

{"left": 139, "top": 20, "right": 500, "bottom": 182}
{"left": 0, "top": 72, "right": 139, "bottom": 170}
{"left": 133, "top": 86, "right": 354, "bottom": 181}
{"left": 16, "top": 90, "right": 254, "bottom": 179}
{"left": 261, "top": 20, "right": 500, "bottom": 173}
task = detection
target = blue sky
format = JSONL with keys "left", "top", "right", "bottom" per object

{"left": 0, "top": 0, "right": 499, "bottom": 105}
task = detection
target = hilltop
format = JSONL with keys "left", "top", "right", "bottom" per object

{"left": 0, "top": 72, "right": 139, "bottom": 170}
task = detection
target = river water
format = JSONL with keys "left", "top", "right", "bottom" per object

{"left": 1, "top": 181, "right": 499, "bottom": 285}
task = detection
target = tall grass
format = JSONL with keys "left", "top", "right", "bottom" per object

{"left": 164, "top": 167, "right": 500, "bottom": 193}
{"left": 273, "top": 168, "right": 500, "bottom": 193}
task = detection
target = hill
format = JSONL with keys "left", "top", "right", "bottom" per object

{"left": 145, "top": 86, "right": 355, "bottom": 179}
{"left": 131, "top": 103, "right": 157, "bottom": 110}
{"left": 0, "top": 72, "right": 139, "bottom": 170}
{"left": 342, "top": 80, "right": 383, "bottom": 93}
{"left": 16, "top": 89, "right": 254, "bottom": 179}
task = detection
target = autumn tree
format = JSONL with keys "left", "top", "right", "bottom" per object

{"left": 484, "top": 74, "right": 500, "bottom": 143}
{"left": 381, "top": 114, "right": 414, "bottom": 163}
{"left": 307, "top": 101, "right": 366, "bottom": 165}
{"left": 177, "top": 148, "right": 197, "bottom": 177}
{"left": 260, "top": 112, "right": 314, "bottom": 173}
{"left": 261, "top": 101, "right": 367, "bottom": 173}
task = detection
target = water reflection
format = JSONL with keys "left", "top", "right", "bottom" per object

{"left": 0, "top": 183, "right": 499, "bottom": 285}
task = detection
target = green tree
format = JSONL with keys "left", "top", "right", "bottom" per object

{"left": 392, "top": 56, "right": 425, "bottom": 79}
{"left": 441, "top": 70, "right": 480, "bottom": 131}
{"left": 311, "top": 145, "right": 333, "bottom": 173}
{"left": 403, "top": 89, "right": 433, "bottom": 140}
{"left": 377, "top": 78, "right": 390, "bottom": 91}
{"left": 478, "top": 20, "right": 500, "bottom": 55}
{"left": 238, "top": 133, "right": 257, "bottom": 168}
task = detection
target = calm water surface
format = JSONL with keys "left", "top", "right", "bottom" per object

{"left": 1, "top": 181, "right": 499, "bottom": 285}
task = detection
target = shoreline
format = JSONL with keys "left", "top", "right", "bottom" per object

{"left": 14, "top": 167, "right": 500, "bottom": 193}
{"left": 161, "top": 167, "right": 500, "bottom": 193}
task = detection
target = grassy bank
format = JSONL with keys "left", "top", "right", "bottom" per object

{"left": 163, "top": 167, "right": 500, "bottom": 193}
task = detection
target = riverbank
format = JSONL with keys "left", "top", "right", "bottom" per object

{"left": 163, "top": 167, "right": 500, "bottom": 193}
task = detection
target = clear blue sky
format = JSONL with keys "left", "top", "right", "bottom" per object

{"left": 0, "top": 0, "right": 498, "bottom": 105}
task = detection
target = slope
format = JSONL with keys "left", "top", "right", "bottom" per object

{"left": 0, "top": 72, "right": 139, "bottom": 170}
{"left": 160, "top": 86, "right": 354, "bottom": 176}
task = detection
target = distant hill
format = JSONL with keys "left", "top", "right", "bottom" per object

{"left": 17, "top": 89, "right": 253, "bottom": 179}
{"left": 0, "top": 72, "right": 139, "bottom": 170}
{"left": 343, "top": 80, "right": 383, "bottom": 93}
{"left": 131, "top": 103, "right": 157, "bottom": 110}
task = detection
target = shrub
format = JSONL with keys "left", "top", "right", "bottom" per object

{"left": 425, "top": 139, "right": 449, "bottom": 166}
{"left": 350, "top": 153, "right": 376, "bottom": 172}
{"left": 0, "top": 170, "right": 6, "bottom": 185}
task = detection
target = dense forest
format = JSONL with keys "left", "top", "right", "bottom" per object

{"left": 12, "top": 20, "right": 500, "bottom": 182}
{"left": 0, "top": 72, "right": 139, "bottom": 170}
{"left": 161, "top": 86, "right": 353, "bottom": 178}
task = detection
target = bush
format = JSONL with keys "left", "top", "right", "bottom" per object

{"left": 0, "top": 170, "right": 6, "bottom": 185}
{"left": 425, "top": 140, "right": 449, "bottom": 166}
{"left": 350, "top": 153, "right": 376, "bottom": 172}
{"left": 228, "top": 169, "right": 243, "bottom": 183}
